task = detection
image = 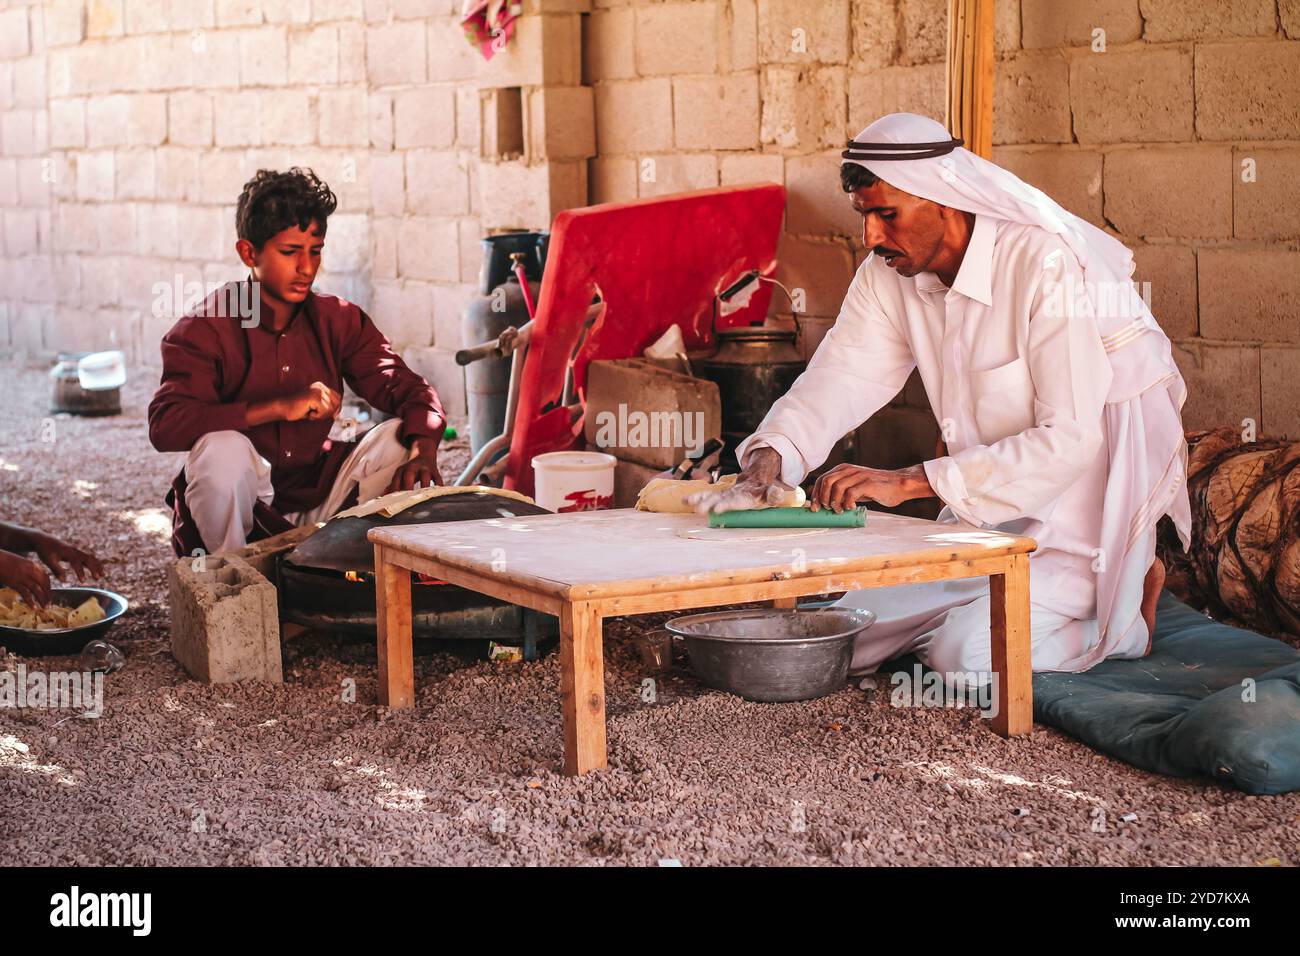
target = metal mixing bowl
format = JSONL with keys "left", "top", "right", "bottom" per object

{"left": 0, "top": 586, "right": 129, "bottom": 656}
{"left": 666, "top": 607, "right": 876, "bottom": 703}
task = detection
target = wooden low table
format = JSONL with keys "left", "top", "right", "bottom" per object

{"left": 369, "top": 508, "right": 1037, "bottom": 776}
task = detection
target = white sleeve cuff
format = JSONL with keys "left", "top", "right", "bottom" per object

{"left": 923, "top": 456, "right": 981, "bottom": 526}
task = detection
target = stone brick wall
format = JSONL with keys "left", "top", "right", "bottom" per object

{"left": 586, "top": 0, "right": 1300, "bottom": 440}
{"left": 2, "top": 0, "right": 1298, "bottom": 439}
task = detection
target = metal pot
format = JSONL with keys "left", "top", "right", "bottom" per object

{"left": 666, "top": 607, "right": 876, "bottom": 703}
{"left": 698, "top": 326, "right": 805, "bottom": 442}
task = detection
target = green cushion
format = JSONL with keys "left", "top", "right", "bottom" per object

{"left": 1033, "top": 591, "right": 1300, "bottom": 795}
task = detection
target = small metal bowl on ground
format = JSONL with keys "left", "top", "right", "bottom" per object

{"left": 0, "top": 587, "right": 129, "bottom": 656}
{"left": 666, "top": 607, "right": 876, "bottom": 703}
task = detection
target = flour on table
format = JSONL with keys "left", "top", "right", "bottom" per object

{"left": 676, "top": 526, "right": 831, "bottom": 542}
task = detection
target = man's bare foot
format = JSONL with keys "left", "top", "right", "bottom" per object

{"left": 1141, "top": 556, "right": 1165, "bottom": 637}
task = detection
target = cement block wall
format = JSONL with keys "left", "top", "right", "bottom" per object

{"left": 2, "top": 0, "right": 1298, "bottom": 440}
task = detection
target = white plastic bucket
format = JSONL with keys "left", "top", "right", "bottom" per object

{"left": 532, "top": 451, "right": 617, "bottom": 513}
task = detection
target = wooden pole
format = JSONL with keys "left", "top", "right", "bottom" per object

{"left": 946, "top": 0, "right": 996, "bottom": 159}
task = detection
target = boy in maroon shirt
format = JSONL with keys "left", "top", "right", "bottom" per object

{"left": 149, "top": 168, "right": 446, "bottom": 557}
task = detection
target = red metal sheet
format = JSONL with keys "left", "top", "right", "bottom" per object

{"left": 505, "top": 183, "right": 787, "bottom": 497}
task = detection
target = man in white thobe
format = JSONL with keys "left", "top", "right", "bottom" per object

{"left": 692, "top": 113, "right": 1191, "bottom": 682}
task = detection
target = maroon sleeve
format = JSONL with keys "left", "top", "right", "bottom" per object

{"left": 147, "top": 317, "right": 249, "bottom": 453}
{"left": 339, "top": 307, "right": 446, "bottom": 445}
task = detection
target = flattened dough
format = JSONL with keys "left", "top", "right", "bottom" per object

{"left": 635, "top": 475, "right": 806, "bottom": 513}
{"left": 676, "top": 526, "right": 830, "bottom": 542}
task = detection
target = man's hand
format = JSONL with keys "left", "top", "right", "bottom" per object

{"left": 386, "top": 436, "right": 443, "bottom": 493}
{"left": 810, "top": 463, "right": 935, "bottom": 513}
{"left": 28, "top": 530, "right": 104, "bottom": 583}
{"left": 687, "top": 446, "right": 795, "bottom": 514}
{"left": 280, "top": 381, "right": 343, "bottom": 423}
{"left": 0, "top": 550, "right": 52, "bottom": 608}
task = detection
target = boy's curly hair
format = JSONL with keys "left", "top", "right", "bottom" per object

{"left": 235, "top": 167, "right": 338, "bottom": 249}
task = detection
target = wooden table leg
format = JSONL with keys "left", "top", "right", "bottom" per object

{"left": 374, "top": 544, "right": 414, "bottom": 709}
{"left": 989, "top": 552, "right": 1032, "bottom": 736}
{"left": 771, "top": 596, "right": 798, "bottom": 609}
{"left": 560, "top": 601, "right": 607, "bottom": 775}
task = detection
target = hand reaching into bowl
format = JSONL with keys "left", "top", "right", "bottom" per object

{"left": 0, "top": 521, "right": 104, "bottom": 607}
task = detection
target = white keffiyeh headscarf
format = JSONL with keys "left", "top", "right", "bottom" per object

{"left": 844, "top": 113, "right": 1191, "bottom": 669}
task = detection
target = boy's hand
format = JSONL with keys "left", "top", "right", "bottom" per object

{"left": 281, "top": 382, "right": 342, "bottom": 422}
{"left": 0, "top": 550, "right": 52, "bottom": 608}
{"left": 28, "top": 530, "right": 104, "bottom": 583}
{"left": 387, "top": 437, "right": 443, "bottom": 493}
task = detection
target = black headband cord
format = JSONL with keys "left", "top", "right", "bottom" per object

{"left": 841, "top": 137, "right": 964, "bottom": 162}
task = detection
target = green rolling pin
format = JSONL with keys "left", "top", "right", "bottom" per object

{"left": 707, "top": 506, "right": 868, "bottom": 529}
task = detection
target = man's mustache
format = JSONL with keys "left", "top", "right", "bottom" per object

{"left": 873, "top": 246, "right": 903, "bottom": 258}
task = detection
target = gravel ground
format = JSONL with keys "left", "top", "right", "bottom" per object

{"left": 1, "top": 362, "right": 1297, "bottom": 867}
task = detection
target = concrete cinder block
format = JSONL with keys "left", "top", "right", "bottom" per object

{"left": 590, "top": 156, "right": 638, "bottom": 204}
{"left": 216, "top": 0, "right": 263, "bottom": 28}
{"left": 1103, "top": 146, "right": 1231, "bottom": 240}
{"left": 1141, "top": 0, "right": 1275, "bottom": 41}
{"left": 317, "top": 88, "right": 368, "bottom": 146}
{"left": 773, "top": 234, "right": 856, "bottom": 319}
{"left": 992, "top": 146, "right": 1103, "bottom": 227}
{"left": 477, "top": 159, "right": 587, "bottom": 228}
{"left": 993, "top": 52, "right": 1072, "bottom": 144}
{"left": 636, "top": 2, "right": 716, "bottom": 75}
{"left": 1262, "top": 347, "right": 1300, "bottom": 439}
{"left": 49, "top": 98, "right": 86, "bottom": 149}
{"left": 528, "top": 85, "right": 595, "bottom": 160}
{"left": 43, "top": 0, "right": 86, "bottom": 47}
{"left": 1233, "top": 147, "right": 1300, "bottom": 241}
{"left": 720, "top": 152, "right": 783, "bottom": 186}
{"left": 1071, "top": 46, "right": 1193, "bottom": 144}
{"left": 370, "top": 152, "right": 406, "bottom": 216}
{"left": 397, "top": 216, "right": 460, "bottom": 281}
{"left": 115, "top": 148, "right": 156, "bottom": 201}
{"left": 406, "top": 150, "right": 469, "bottom": 217}
{"left": 367, "top": 21, "right": 426, "bottom": 86}
{"left": 899, "top": 0, "right": 949, "bottom": 64}
{"left": 168, "top": 552, "right": 283, "bottom": 684}
{"left": 583, "top": 7, "right": 635, "bottom": 81}
{"left": 1131, "top": 244, "right": 1197, "bottom": 340}
{"left": 761, "top": 66, "right": 844, "bottom": 150}
{"left": 261, "top": 90, "right": 314, "bottom": 145}
{"left": 401, "top": 345, "right": 467, "bottom": 419}
{"left": 1172, "top": 341, "right": 1260, "bottom": 432}
{"left": 594, "top": 78, "right": 673, "bottom": 155}
{"left": 426, "top": 15, "right": 483, "bottom": 82}
{"left": 674, "top": 73, "right": 761, "bottom": 150}
{"left": 846, "top": 62, "right": 945, "bottom": 136}
{"left": 288, "top": 24, "right": 340, "bottom": 85}
{"left": 238, "top": 25, "right": 289, "bottom": 86}
{"left": 758, "top": 0, "right": 851, "bottom": 65}
{"left": 1198, "top": 249, "right": 1300, "bottom": 345}
{"left": 847, "top": 0, "right": 897, "bottom": 70}
{"left": 168, "top": 91, "right": 214, "bottom": 146}
{"left": 723, "top": 0, "right": 759, "bottom": 71}
{"left": 214, "top": 90, "right": 262, "bottom": 146}
{"left": 584, "top": 358, "right": 722, "bottom": 470}
{"left": 480, "top": 13, "right": 581, "bottom": 88}
{"left": 394, "top": 87, "right": 455, "bottom": 149}
{"left": 87, "top": 93, "right": 168, "bottom": 147}
{"left": 636, "top": 152, "right": 717, "bottom": 197}
{"left": 1284, "top": 0, "right": 1300, "bottom": 38}
{"left": 1020, "top": 0, "right": 1141, "bottom": 48}
{"left": 75, "top": 152, "right": 115, "bottom": 202}
{"left": 784, "top": 151, "right": 859, "bottom": 239}
{"left": 1195, "top": 41, "right": 1300, "bottom": 140}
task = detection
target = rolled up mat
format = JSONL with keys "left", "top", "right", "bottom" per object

{"left": 707, "top": 506, "right": 867, "bottom": 528}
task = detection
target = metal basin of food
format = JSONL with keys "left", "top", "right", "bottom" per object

{"left": 0, "top": 586, "right": 129, "bottom": 656}
{"left": 666, "top": 607, "right": 876, "bottom": 703}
